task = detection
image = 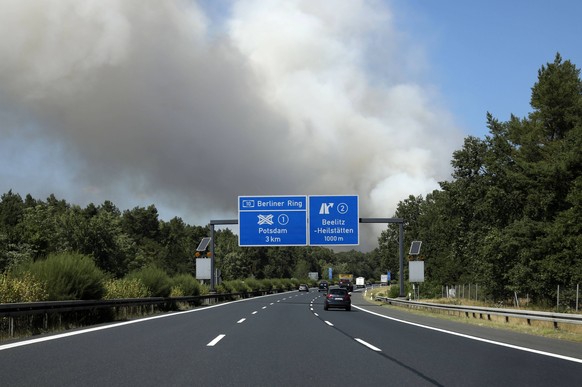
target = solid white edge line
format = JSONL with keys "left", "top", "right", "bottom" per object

{"left": 237, "top": 318, "right": 246, "bottom": 324}
{"left": 207, "top": 334, "right": 226, "bottom": 346}
{"left": 325, "top": 321, "right": 334, "bottom": 326}
{"left": 353, "top": 305, "right": 582, "bottom": 364}
{"left": 0, "top": 290, "right": 297, "bottom": 352}
{"left": 355, "top": 338, "right": 382, "bottom": 352}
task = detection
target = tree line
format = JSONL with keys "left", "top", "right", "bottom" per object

{"left": 0, "top": 192, "right": 383, "bottom": 284}
{"left": 378, "top": 53, "right": 582, "bottom": 306}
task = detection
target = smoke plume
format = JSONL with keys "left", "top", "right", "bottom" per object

{"left": 0, "top": 0, "right": 462, "bottom": 249}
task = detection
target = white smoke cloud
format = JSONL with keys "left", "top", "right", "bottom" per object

{"left": 0, "top": 0, "right": 463, "bottom": 250}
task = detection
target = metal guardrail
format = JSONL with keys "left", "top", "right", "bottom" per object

{"left": 374, "top": 297, "right": 582, "bottom": 328}
{"left": 0, "top": 292, "right": 268, "bottom": 317}
{"left": 0, "top": 291, "right": 269, "bottom": 338}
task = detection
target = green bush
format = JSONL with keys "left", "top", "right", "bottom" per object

{"left": 260, "top": 279, "right": 273, "bottom": 291}
{"left": 215, "top": 282, "right": 228, "bottom": 294}
{"left": 0, "top": 272, "right": 48, "bottom": 303}
{"left": 290, "top": 278, "right": 300, "bottom": 289}
{"left": 22, "top": 252, "right": 106, "bottom": 300}
{"left": 388, "top": 285, "right": 400, "bottom": 298}
{"left": 172, "top": 274, "right": 201, "bottom": 297}
{"left": 389, "top": 283, "right": 412, "bottom": 298}
{"left": 243, "top": 277, "right": 261, "bottom": 292}
{"left": 170, "top": 286, "right": 185, "bottom": 297}
{"left": 104, "top": 278, "right": 150, "bottom": 299}
{"left": 216, "top": 281, "right": 237, "bottom": 294}
{"left": 224, "top": 280, "right": 248, "bottom": 293}
{"left": 198, "top": 282, "right": 210, "bottom": 295}
{"left": 127, "top": 267, "right": 172, "bottom": 297}
{"left": 271, "top": 278, "right": 283, "bottom": 290}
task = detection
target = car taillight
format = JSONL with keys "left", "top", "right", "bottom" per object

{"left": 344, "top": 294, "right": 350, "bottom": 301}
{"left": 327, "top": 294, "right": 333, "bottom": 299}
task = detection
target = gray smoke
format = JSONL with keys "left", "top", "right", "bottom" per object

{"left": 0, "top": 0, "right": 462, "bottom": 249}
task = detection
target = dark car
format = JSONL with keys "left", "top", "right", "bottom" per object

{"left": 298, "top": 284, "right": 309, "bottom": 292}
{"left": 324, "top": 287, "right": 351, "bottom": 311}
{"left": 338, "top": 279, "right": 354, "bottom": 293}
{"left": 318, "top": 281, "right": 328, "bottom": 292}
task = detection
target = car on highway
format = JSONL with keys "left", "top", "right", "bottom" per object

{"left": 338, "top": 279, "right": 354, "bottom": 292}
{"left": 318, "top": 281, "right": 329, "bottom": 292}
{"left": 324, "top": 286, "right": 351, "bottom": 311}
{"left": 298, "top": 284, "right": 309, "bottom": 292}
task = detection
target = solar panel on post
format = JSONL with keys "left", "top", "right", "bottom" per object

{"left": 409, "top": 241, "right": 422, "bottom": 255}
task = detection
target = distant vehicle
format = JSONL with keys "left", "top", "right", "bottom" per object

{"left": 298, "top": 284, "right": 309, "bottom": 292}
{"left": 318, "top": 281, "right": 329, "bottom": 292}
{"left": 338, "top": 274, "right": 353, "bottom": 282}
{"left": 338, "top": 279, "right": 353, "bottom": 292}
{"left": 355, "top": 277, "right": 365, "bottom": 288}
{"left": 324, "top": 287, "right": 351, "bottom": 311}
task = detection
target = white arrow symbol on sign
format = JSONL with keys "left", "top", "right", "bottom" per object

{"left": 257, "top": 214, "right": 274, "bottom": 225}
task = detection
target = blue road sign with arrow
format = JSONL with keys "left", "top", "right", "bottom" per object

{"left": 309, "top": 195, "right": 359, "bottom": 246}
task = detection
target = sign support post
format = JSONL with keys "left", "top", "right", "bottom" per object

{"left": 209, "top": 219, "right": 237, "bottom": 292}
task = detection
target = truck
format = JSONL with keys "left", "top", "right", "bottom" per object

{"left": 338, "top": 274, "right": 353, "bottom": 282}
{"left": 355, "top": 277, "right": 365, "bottom": 288}
{"left": 338, "top": 274, "right": 354, "bottom": 292}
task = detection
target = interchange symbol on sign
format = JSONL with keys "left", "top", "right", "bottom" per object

{"left": 257, "top": 214, "right": 274, "bottom": 225}
{"left": 257, "top": 213, "right": 290, "bottom": 226}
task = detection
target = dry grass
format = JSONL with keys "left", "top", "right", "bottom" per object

{"left": 363, "top": 287, "right": 582, "bottom": 343}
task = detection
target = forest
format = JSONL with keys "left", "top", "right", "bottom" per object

{"left": 1, "top": 54, "right": 580, "bottom": 307}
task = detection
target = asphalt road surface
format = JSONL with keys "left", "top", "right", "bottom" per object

{"left": 1, "top": 289, "right": 581, "bottom": 386}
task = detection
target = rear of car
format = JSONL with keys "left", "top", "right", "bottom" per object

{"left": 338, "top": 279, "right": 354, "bottom": 292}
{"left": 324, "top": 287, "right": 351, "bottom": 311}
{"left": 298, "top": 284, "right": 309, "bottom": 292}
{"left": 318, "top": 281, "right": 328, "bottom": 292}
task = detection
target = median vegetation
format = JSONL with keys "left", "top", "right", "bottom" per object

{"left": 0, "top": 252, "right": 318, "bottom": 340}
{"left": 0, "top": 252, "right": 315, "bottom": 304}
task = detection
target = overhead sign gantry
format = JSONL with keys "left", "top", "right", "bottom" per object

{"left": 209, "top": 196, "right": 405, "bottom": 298}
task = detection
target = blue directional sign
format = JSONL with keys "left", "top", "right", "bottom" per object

{"left": 309, "top": 195, "right": 359, "bottom": 246}
{"left": 239, "top": 195, "right": 307, "bottom": 246}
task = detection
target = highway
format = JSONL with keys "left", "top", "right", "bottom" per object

{"left": 1, "top": 289, "right": 581, "bottom": 386}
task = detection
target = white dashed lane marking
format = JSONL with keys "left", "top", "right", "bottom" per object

{"left": 355, "top": 338, "right": 382, "bottom": 352}
{"left": 207, "top": 334, "right": 226, "bottom": 347}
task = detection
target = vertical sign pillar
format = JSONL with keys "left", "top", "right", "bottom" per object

{"left": 399, "top": 222, "right": 404, "bottom": 297}
{"left": 210, "top": 223, "right": 215, "bottom": 292}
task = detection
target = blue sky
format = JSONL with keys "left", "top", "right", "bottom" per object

{"left": 391, "top": 0, "right": 582, "bottom": 138}
{"left": 0, "top": 1, "right": 580, "bottom": 249}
